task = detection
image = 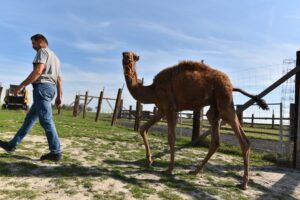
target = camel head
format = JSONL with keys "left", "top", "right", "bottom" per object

{"left": 122, "top": 51, "right": 140, "bottom": 79}
{"left": 122, "top": 51, "right": 139, "bottom": 65}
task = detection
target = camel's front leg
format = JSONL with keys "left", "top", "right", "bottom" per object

{"left": 165, "top": 111, "right": 177, "bottom": 174}
{"left": 139, "top": 110, "right": 164, "bottom": 166}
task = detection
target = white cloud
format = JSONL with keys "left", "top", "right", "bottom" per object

{"left": 60, "top": 62, "right": 126, "bottom": 102}
{"left": 138, "top": 21, "right": 299, "bottom": 71}
{"left": 67, "top": 13, "right": 111, "bottom": 30}
{"left": 71, "top": 41, "right": 116, "bottom": 52}
{"left": 139, "top": 22, "right": 206, "bottom": 44}
{"left": 284, "top": 15, "right": 300, "bottom": 20}
{"left": 0, "top": 20, "right": 18, "bottom": 30}
{"left": 0, "top": 57, "right": 32, "bottom": 86}
{"left": 64, "top": 69, "right": 122, "bottom": 85}
{"left": 88, "top": 57, "right": 119, "bottom": 63}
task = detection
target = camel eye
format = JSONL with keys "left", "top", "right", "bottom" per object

{"left": 134, "top": 55, "right": 139, "bottom": 61}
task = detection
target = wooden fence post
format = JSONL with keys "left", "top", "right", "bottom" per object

{"left": 199, "top": 109, "right": 203, "bottom": 136}
{"left": 153, "top": 107, "right": 157, "bottom": 115}
{"left": 57, "top": 107, "right": 62, "bottom": 116}
{"left": 0, "top": 86, "right": 3, "bottom": 104}
{"left": 118, "top": 99, "right": 123, "bottom": 119}
{"left": 111, "top": 88, "right": 123, "bottom": 126}
{"left": 82, "top": 91, "right": 88, "bottom": 119}
{"left": 140, "top": 105, "right": 143, "bottom": 119}
{"left": 191, "top": 59, "right": 205, "bottom": 142}
{"left": 95, "top": 90, "right": 104, "bottom": 122}
{"left": 294, "top": 50, "right": 300, "bottom": 169}
{"left": 134, "top": 78, "right": 143, "bottom": 131}
{"left": 236, "top": 105, "right": 243, "bottom": 125}
{"left": 251, "top": 114, "right": 254, "bottom": 127}
{"left": 73, "top": 95, "right": 80, "bottom": 117}
{"left": 192, "top": 110, "right": 201, "bottom": 143}
{"left": 129, "top": 105, "right": 132, "bottom": 120}
{"left": 290, "top": 103, "right": 295, "bottom": 142}
{"left": 134, "top": 101, "right": 142, "bottom": 131}
{"left": 271, "top": 111, "right": 275, "bottom": 129}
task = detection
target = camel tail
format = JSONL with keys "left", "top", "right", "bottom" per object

{"left": 233, "top": 88, "right": 269, "bottom": 110}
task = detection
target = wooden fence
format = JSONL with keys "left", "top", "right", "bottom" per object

{"left": 71, "top": 88, "right": 123, "bottom": 126}
{"left": 119, "top": 103, "right": 292, "bottom": 140}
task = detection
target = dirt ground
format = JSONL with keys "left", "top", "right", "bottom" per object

{"left": 0, "top": 132, "right": 299, "bottom": 200}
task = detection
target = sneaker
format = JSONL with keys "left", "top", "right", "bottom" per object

{"left": 40, "top": 152, "right": 62, "bottom": 162}
{"left": 0, "top": 140, "right": 16, "bottom": 152}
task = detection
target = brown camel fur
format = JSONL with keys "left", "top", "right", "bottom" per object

{"left": 122, "top": 51, "right": 268, "bottom": 190}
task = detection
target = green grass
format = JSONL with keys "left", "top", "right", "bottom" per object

{"left": 132, "top": 116, "right": 290, "bottom": 141}
{"left": 0, "top": 109, "right": 293, "bottom": 199}
{"left": 0, "top": 189, "right": 38, "bottom": 199}
{"left": 158, "top": 189, "right": 183, "bottom": 200}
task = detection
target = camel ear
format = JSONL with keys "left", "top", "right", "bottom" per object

{"left": 134, "top": 55, "right": 140, "bottom": 61}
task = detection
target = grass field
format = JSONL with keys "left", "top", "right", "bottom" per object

{"left": 121, "top": 109, "right": 290, "bottom": 141}
{"left": 142, "top": 118, "right": 290, "bottom": 141}
{"left": 0, "top": 109, "right": 299, "bottom": 199}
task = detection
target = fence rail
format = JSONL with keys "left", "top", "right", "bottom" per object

{"left": 120, "top": 104, "right": 291, "bottom": 141}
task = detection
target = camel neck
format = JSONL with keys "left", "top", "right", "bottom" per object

{"left": 123, "top": 63, "right": 155, "bottom": 104}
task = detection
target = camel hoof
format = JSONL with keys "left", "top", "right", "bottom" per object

{"left": 188, "top": 170, "right": 197, "bottom": 175}
{"left": 145, "top": 159, "right": 153, "bottom": 167}
{"left": 188, "top": 169, "right": 203, "bottom": 175}
{"left": 236, "top": 183, "right": 247, "bottom": 190}
{"left": 164, "top": 168, "right": 173, "bottom": 175}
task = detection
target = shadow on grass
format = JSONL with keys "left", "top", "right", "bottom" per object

{"left": 0, "top": 159, "right": 219, "bottom": 199}
{"left": 253, "top": 166, "right": 300, "bottom": 200}
{"left": 104, "top": 158, "right": 300, "bottom": 200}
{"left": 0, "top": 152, "right": 297, "bottom": 199}
{"left": 0, "top": 153, "right": 242, "bottom": 200}
{"left": 0, "top": 154, "right": 39, "bottom": 161}
{"left": 104, "top": 159, "right": 260, "bottom": 198}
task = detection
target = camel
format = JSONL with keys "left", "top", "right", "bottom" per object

{"left": 122, "top": 51, "right": 268, "bottom": 190}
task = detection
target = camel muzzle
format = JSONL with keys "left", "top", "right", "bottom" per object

{"left": 122, "top": 51, "right": 139, "bottom": 62}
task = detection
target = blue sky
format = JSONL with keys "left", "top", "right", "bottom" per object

{"left": 0, "top": 0, "right": 299, "bottom": 112}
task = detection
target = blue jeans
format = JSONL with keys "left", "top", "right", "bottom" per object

{"left": 9, "top": 83, "right": 61, "bottom": 154}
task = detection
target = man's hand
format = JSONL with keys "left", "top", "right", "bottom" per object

{"left": 14, "top": 85, "right": 25, "bottom": 96}
{"left": 56, "top": 76, "right": 62, "bottom": 108}
{"left": 55, "top": 96, "right": 62, "bottom": 108}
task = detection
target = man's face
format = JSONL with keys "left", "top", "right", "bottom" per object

{"left": 31, "top": 39, "right": 40, "bottom": 51}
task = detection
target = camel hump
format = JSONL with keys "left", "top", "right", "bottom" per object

{"left": 154, "top": 60, "right": 228, "bottom": 85}
{"left": 160, "top": 61, "right": 211, "bottom": 75}
{"left": 153, "top": 61, "right": 210, "bottom": 83}
{"left": 178, "top": 60, "right": 211, "bottom": 71}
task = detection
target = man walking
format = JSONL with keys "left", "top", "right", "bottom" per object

{"left": 0, "top": 34, "right": 62, "bottom": 161}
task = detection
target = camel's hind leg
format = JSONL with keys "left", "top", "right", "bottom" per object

{"left": 165, "top": 110, "right": 177, "bottom": 174}
{"left": 222, "top": 108, "right": 250, "bottom": 190}
{"left": 139, "top": 110, "right": 164, "bottom": 166}
{"left": 191, "top": 106, "right": 221, "bottom": 174}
